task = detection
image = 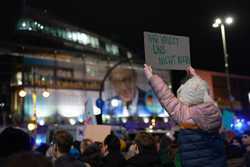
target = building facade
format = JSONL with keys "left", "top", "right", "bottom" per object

{"left": 196, "top": 69, "right": 250, "bottom": 110}
{"left": 0, "top": 7, "right": 171, "bottom": 129}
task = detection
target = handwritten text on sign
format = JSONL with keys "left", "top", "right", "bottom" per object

{"left": 144, "top": 32, "right": 191, "bottom": 70}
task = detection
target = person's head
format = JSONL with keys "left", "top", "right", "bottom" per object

{"left": 110, "top": 68, "right": 137, "bottom": 103}
{"left": 242, "top": 131, "right": 250, "bottom": 146}
{"left": 53, "top": 130, "right": 73, "bottom": 157}
{"left": 80, "top": 139, "right": 93, "bottom": 154}
{"left": 134, "top": 132, "right": 156, "bottom": 154}
{"left": 82, "top": 143, "right": 103, "bottom": 167}
{"left": 103, "top": 134, "right": 121, "bottom": 154}
{"left": 231, "top": 136, "right": 242, "bottom": 147}
{"left": 6, "top": 152, "right": 53, "bottom": 167}
{"left": 177, "top": 76, "right": 213, "bottom": 106}
{"left": 0, "top": 127, "right": 31, "bottom": 157}
{"left": 95, "top": 142, "right": 106, "bottom": 155}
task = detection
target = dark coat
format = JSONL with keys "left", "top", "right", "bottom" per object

{"left": 178, "top": 129, "right": 227, "bottom": 167}
{"left": 244, "top": 151, "right": 250, "bottom": 167}
{"left": 126, "top": 153, "right": 161, "bottom": 167}
{"left": 54, "top": 155, "right": 85, "bottom": 167}
{"left": 102, "top": 151, "right": 126, "bottom": 167}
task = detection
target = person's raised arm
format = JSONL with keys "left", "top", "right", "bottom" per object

{"left": 186, "top": 66, "right": 198, "bottom": 77}
{"left": 144, "top": 64, "right": 191, "bottom": 123}
{"left": 144, "top": 64, "right": 153, "bottom": 80}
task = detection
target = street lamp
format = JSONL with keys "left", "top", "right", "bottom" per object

{"left": 212, "top": 16, "right": 234, "bottom": 102}
{"left": 42, "top": 89, "right": 50, "bottom": 98}
{"left": 18, "top": 89, "right": 27, "bottom": 97}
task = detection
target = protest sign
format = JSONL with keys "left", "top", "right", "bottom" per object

{"left": 84, "top": 125, "right": 111, "bottom": 142}
{"left": 144, "top": 32, "right": 191, "bottom": 70}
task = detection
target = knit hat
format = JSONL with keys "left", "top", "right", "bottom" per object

{"left": 177, "top": 76, "right": 213, "bottom": 106}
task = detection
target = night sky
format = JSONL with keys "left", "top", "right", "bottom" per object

{"left": 2, "top": 0, "right": 250, "bottom": 76}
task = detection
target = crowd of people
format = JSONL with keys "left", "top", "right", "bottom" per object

{"left": 0, "top": 126, "right": 176, "bottom": 167}
{"left": 0, "top": 126, "right": 250, "bottom": 167}
{"left": 225, "top": 131, "right": 250, "bottom": 167}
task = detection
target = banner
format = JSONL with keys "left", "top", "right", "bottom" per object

{"left": 84, "top": 97, "right": 97, "bottom": 125}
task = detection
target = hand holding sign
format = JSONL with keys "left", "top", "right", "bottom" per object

{"left": 144, "top": 64, "right": 153, "bottom": 80}
{"left": 186, "top": 66, "right": 197, "bottom": 77}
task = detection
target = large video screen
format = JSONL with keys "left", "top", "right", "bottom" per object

{"left": 102, "top": 66, "right": 170, "bottom": 118}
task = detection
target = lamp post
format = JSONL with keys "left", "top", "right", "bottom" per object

{"left": 212, "top": 17, "right": 234, "bottom": 102}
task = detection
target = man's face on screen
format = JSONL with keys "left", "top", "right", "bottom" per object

{"left": 110, "top": 68, "right": 136, "bottom": 103}
{"left": 113, "top": 80, "right": 136, "bottom": 103}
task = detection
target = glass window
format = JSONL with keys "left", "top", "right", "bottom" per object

{"left": 79, "top": 33, "right": 90, "bottom": 45}
{"left": 16, "top": 18, "right": 101, "bottom": 50}
{"left": 50, "top": 28, "right": 57, "bottom": 37}
{"left": 43, "top": 26, "right": 49, "bottom": 34}
{"left": 127, "top": 51, "right": 132, "bottom": 58}
{"left": 105, "top": 44, "right": 111, "bottom": 53}
{"left": 17, "top": 19, "right": 30, "bottom": 31}
{"left": 112, "top": 45, "right": 119, "bottom": 55}
{"left": 56, "top": 28, "right": 62, "bottom": 38}
{"left": 105, "top": 44, "right": 119, "bottom": 55}
{"left": 67, "top": 31, "right": 73, "bottom": 40}
{"left": 72, "top": 32, "right": 78, "bottom": 42}
{"left": 93, "top": 38, "right": 99, "bottom": 48}
{"left": 62, "top": 30, "right": 68, "bottom": 40}
{"left": 16, "top": 72, "right": 22, "bottom": 85}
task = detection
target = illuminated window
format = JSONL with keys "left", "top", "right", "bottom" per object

{"left": 67, "top": 31, "right": 72, "bottom": 40}
{"left": 43, "top": 26, "right": 49, "bottom": 33}
{"left": 127, "top": 51, "right": 132, "bottom": 58}
{"left": 56, "top": 29, "right": 62, "bottom": 38}
{"left": 72, "top": 32, "right": 78, "bottom": 42}
{"left": 50, "top": 28, "right": 57, "bottom": 36}
{"left": 22, "top": 22, "right": 26, "bottom": 28}
{"left": 17, "top": 19, "right": 31, "bottom": 30}
{"left": 16, "top": 72, "right": 22, "bottom": 85}
{"left": 17, "top": 19, "right": 100, "bottom": 50}
{"left": 78, "top": 33, "right": 90, "bottom": 45}
{"left": 105, "top": 44, "right": 119, "bottom": 55}
{"left": 61, "top": 30, "right": 68, "bottom": 40}
{"left": 89, "top": 37, "right": 99, "bottom": 48}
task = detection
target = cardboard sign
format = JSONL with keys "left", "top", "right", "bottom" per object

{"left": 144, "top": 32, "right": 191, "bottom": 70}
{"left": 84, "top": 125, "right": 112, "bottom": 142}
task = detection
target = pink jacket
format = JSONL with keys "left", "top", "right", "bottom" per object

{"left": 149, "top": 75, "right": 222, "bottom": 131}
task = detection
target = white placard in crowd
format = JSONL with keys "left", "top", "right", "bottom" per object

{"left": 84, "top": 125, "right": 111, "bottom": 142}
{"left": 144, "top": 32, "right": 191, "bottom": 70}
